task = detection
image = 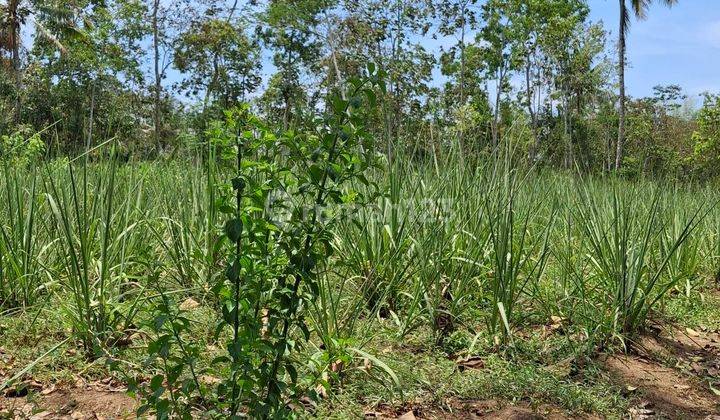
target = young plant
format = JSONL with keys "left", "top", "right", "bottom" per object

{"left": 134, "top": 65, "right": 385, "bottom": 418}
{"left": 482, "top": 158, "right": 556, "bottom": 342}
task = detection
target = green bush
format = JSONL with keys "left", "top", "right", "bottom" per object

{"left": 0, "top": 126, "right": 45, "bottom": 166}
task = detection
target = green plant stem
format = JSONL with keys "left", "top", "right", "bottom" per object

{"left": 263, "top": 82, "right": 366, "bottom": 406}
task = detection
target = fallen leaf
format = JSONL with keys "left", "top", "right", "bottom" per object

{"left": 626, "top": 385, "right": 638, "bottom": 392}
{"left": 397, "top": 411, "right": 416, "bottom": 420}
{"left": 25, "top": 380, "right": 43, "bottom": 390}
{"left": 199, "top": 375, "right": 221, "bottom": 386}
{"left": 457, "top": 356, "right": 485, "bottom": 371}
{"left": 627, "top": 406, "right": 655, "bottom": 419}
{"left": 331, "top": 359, "right": 344, "bottom": 374}
{"left": 41, "top": 384, "right": 56, "bottom": 395}
{"left": 686, "top": 327, "right": 701, "bottom": 337}
{"left": 179, "top": 298, "right": 200, "bottom": 311}
{"left": 299, "top": 395, "right": 317, "bottom": 410}
{"left": 315, "top": 383, "right": 328, "bottom": 399}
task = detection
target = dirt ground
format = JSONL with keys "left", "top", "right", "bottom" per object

{"left": 366, "top": 326, "right": 720, "bottom": 419}
{"left": 0, "top": 381, "right": 135, "bottom": 419}
{"left": 3, "top": 326, "right": 720, "bottom": 419}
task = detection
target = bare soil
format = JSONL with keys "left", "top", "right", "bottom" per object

{"left": 602, "top": 326, "right": 720, "bottom": 419}
{"left": 367, "top": 398, "right": 598, "bottom": 419}
{"left": 0, "top": 383, "right": 135, "bottom": 419}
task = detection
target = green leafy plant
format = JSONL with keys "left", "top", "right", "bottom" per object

{"left": 482, "top": 156, "right": 556, "bottom": 342}
{"left": 133, "top": 64, "right": 386, "bottom": 418}
{"left": 0, "top": 125, "right": 45, "bottom": 166}
{"left": 0, "top": 165, "right": 48, "bottom": 309}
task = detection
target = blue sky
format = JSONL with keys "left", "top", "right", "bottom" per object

{"left": 587, "top": 0, "right": 720, "bottom": 98}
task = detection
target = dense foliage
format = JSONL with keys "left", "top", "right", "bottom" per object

{"left": 0, "top": 0, "right": 717, "bottom": 179}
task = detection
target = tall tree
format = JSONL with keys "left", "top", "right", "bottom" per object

{"left": 260, "top": 0, "right": 325, "bottom": 130}
{"left": 616, "top": 0, "right": 677, "bottom": 170}
{"left": 26, "top": 0, "right": 146, "bottom": 150}
{"left": 152, "top": 0, "right": 162, "bottom": 152}
{"left": 174, "top": 10, "right": 261, "bottom": 117}
{"left": 327, "top": 0, "right": 434, "bottom": 150}
{"left": 0, "top": 1, "right": 78, "bottom": 122}
{"left": 147, "top": 0, "right": 191, "bottom": 152}
{"left": 479, "top": 0, "right": 520, "bottom": 149}
{"left": 0, "top": 0, "right": 22, "bottom": 121}
{"left": 435, "top": 0, "right": 479, "bottom": 152}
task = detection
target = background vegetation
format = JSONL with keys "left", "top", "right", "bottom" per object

{"left": 0, "top": 0, "right": 718, "bottom": 178}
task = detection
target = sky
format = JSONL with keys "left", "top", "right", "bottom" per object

{"left": 586, "top": 0, "right": 720, "bottom": 98}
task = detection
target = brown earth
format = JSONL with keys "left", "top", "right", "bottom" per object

{"left": 602, "top": 325, "right": 720, "bottom": 419}
{"left": 367, "top": 398, "right": 598, "bottom": 420}
{"left": 0, "top": 383, "right": 136, "bottom": 419}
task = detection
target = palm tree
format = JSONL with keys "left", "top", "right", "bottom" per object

{"left": 0, "top": 0, "right": 25, "bottom": 121}
{"left": 0, "top": 0, "right": 74, "bottom": 121}
{"left": 616, "top": 0, "right": 677, "bottom": 170}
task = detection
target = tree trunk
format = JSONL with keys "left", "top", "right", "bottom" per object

{"left": 86, "top": 82, "right": 96, "bottom": 151}
{"left": 9, "top": 0, "right": 21, "bottom": 122}
{"left": 563, "top": 92, "right": 572, "bottom": 169}
{"left": 616, "top": 0, "right": 626, "bottom": 171}
{"left": 525, "top": 58, "right": 538, "bottom": 160}
{"left": 152, "top": 0, "right": 162, "bottom": 154}
{"left": 459, "top": 2, "right": 466, "bottom": 108}
{"left": 606, "top": 126, "right": 612, "bottom": 172}
{"left": 492, "top": 68, "right": 504, "bottom": 151}
{"left": 282, "top": 88, "right": 290, "bottom": 131}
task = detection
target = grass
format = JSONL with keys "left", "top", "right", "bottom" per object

{"left": 1, "top": 148, "right": 720, "bottom": 417}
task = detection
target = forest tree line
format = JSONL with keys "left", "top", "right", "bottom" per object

{"left": 1, "top": 0, "right": 720, "bottom": 179}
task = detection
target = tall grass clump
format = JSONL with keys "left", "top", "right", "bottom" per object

{"left": 573, "top": 180, "right": 704, "bottom": 346}
{"left": 332, "top": 154, "right": 456, "bottom": 339}
{"left": 332, "top": 148, "right": 491, "bottom": 344}
{"left": 480, "top": 154, "right": 556, "bottom": 343}
{"left": 149, "top": 161, "right": 216, "bottom": 296}
{"left": 0, "top": 165, "right": 49, "bottom": 309}
{"left": 45, "top": 157, "right": 148, "bottom": 356}
{"left": 661, "top": 187, "right": 703, "bottom": 297}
